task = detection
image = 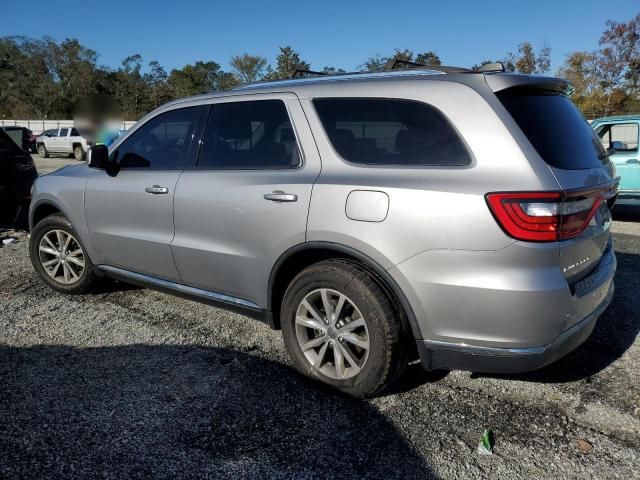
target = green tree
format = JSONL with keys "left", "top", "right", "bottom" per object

{"left": 264, "top": 47, "right": 310, "bottom": 80}
{"left": 557, "top": 51, "right": 607, "bottom": 117}
{"left": 230, "top": 53, "right": 267, "bottom": 83}
{"left": 0, "top": 36, "right": 60, "bottom": 118}
{"left": 114, "top": 54, "right": 149, "bottom": 120}
{"left": 597, "top": 13, "right": 640, "bottom": 114}
{"left": 51, "top": 38, "right": 99, "bottom": 113}
{"left": 415, "top": 51, "right": 441, "bottom": 66}
{"left": 505, "top": 42, "right": 552, "bottom": 74}
{"left": 168, "top": 61, "right": 237, "bottom": 98}
{"left": 144, "top": 60, "right": 170, "bottom": 109}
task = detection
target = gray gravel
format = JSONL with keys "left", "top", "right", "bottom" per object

{"left": 1, "top": 209, "right": 639, "bottom": 479}
{"left": 32, "top": 153, "right": 80, "bottom": 175}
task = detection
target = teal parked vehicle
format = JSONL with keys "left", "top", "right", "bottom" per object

{"left": 592, "top": 115, "right": 640, "bottom": 205}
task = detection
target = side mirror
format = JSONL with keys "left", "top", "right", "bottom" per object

{"left": 87, "top": 144, "right": 110, "bottom": 169}
{"left": 611, "top": 141, "right": 624, "bottom": 151}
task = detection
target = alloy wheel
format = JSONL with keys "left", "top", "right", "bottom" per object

{"left": 295, "top": 288, "right": 370, "bottom": 380}
{"left": 38, "top": 230, "right": 85, "bottom": 285}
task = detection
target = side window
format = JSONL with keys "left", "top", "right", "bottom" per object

{"left": 48, "top": 129, "right": 59, "bottom": 137}
{"left": 197, "top": 100, "right": 301, "bottom": 169}
{"left": 59, "top": 128, "right": 69, "bottom": 137}
{"left": 597, "top": 123, "right": 639, "bottom": 153}
{"left": 70, "top": 128, "right": 80, "bottom": 136}
{"left": 114, "top": 107, "right": 199, "bottom": 169}
{"left": 313, "top": 98, "right": 471, "bottom": 166}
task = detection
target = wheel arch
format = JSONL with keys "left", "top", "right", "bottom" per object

{"left": 30, "top": 200, "right": 64, "bottom": 231}
{"left": 267, "top": 241, "right": 422, "bottom": 346}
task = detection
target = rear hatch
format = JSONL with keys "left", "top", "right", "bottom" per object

{"left": 488, "top": 76, "right": 618, "bottom": 286}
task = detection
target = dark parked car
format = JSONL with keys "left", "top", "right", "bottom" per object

{"left": 1, "top": 126, "right": 33, "bottom": 153}
{"left": 0, "top": 128, "right": 38, "bottom": 226}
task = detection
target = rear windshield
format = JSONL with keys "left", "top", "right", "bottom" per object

{"left": 497, "top": 91, "right": 609, "bottom": 170}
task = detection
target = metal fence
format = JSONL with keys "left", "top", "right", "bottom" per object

{"left": 0, "top": 119, "right": 136, "bottom": 132}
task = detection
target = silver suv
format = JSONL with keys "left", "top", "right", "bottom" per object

{"left": 29, "top": 68, "right": 618, "bottom": 397}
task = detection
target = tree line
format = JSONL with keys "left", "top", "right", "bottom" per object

{"left": 0, "top": 12, "right": 637, "bottom": 121}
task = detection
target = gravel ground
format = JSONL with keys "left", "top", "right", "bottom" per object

{"left": 32, "top": 153, "right": 80, "bottom": 175}
{"left": 0, "top": 209, "right": 639, "bottom": 479}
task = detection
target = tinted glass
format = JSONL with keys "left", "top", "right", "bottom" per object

{"left": 0, "top": 128, "right": 25, "bottom": 154}
{"left": 115, "top": 107, "right": 198, "bottom": 169}
{"left": 70, "top": 128, "right": 80, "bottom": 136}
{"left": 59, "top": 128, "right": 69, "bottom": 137}
{"left": 498, "top": 92, "right": 609, "bottom": 170}
{"left": 313, "top": 98, "right": 470, "bottom": 166}
{"left": 198, "top": 100, "right": 300, "bottom": 169}
{"left": 596, "top": 123, "right": 639, "bottom": 153}
{"left": 48, "top": 130, "right": 58, "bottom": 137}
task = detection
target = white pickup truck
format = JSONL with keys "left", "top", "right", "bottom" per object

{"left": 36, "top": 127, "right": 92, "bottom": 160}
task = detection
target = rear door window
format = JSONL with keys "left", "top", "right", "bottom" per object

{"left": 313, "top": 98, "right": 471, "bottom": 166}
{"left": 497, "top": 91, "right": 609, "bottom": 170}
{"left": 197, "top": 100, "right": 301, "bottom": 169}
{"left": 596, "top": 123, "right": 639, "bottom": 153}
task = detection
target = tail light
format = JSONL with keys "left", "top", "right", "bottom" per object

{"left": 486, "top": 189, "right": 609, "bottom": 242}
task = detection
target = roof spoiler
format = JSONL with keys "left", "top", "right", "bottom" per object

{"left": 485, "top": 74, "right": 574, "bottom": 95}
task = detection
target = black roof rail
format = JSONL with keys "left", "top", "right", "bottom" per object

{"left": 290, "top": 69, "right": 329, "bottom": 78}
{"left": 383, "top": 58, "right": 472, "bottom": 73}
{"left": 473, "top": 62, "right": 506, "bottom": 73}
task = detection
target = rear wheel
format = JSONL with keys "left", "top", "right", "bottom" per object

{"left": 281, "top": 259, "right": 409, "bottom": 398}
{"left": 29, "top": 214, "right": 96, "bottom": 294}
{"left": 37, "top": 144, "right": 49, "bottom": 158}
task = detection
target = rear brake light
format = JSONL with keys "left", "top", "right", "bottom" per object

{"left": 486, "top": 190, "right": 605, "bottom": 242}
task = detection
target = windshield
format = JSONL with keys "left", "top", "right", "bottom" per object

{"left": 497, "top": 91, "right": 609, "bottom": 170}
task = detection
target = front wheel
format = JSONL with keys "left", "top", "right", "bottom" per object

{"left": 281, "top": 259, "right": 409, "bottom": 398}
{"left": 73, "top": 145, "right": 85, "bottom": 161}
{"left": 37, "top": 144, "right": 49, "bottom": 158}
{"left": 29, "top": 214, "right": 96, "bottom": 294}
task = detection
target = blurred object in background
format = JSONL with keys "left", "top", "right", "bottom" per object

{"left": 73, "top": 94, "right": 125, "bottom": 147}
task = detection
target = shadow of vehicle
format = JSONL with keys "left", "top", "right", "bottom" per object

{"left": 0, "top": 344, "right": 433, "bottom": 479}
{"left": 475, "top": 250, "right": 639, "bottom": 384}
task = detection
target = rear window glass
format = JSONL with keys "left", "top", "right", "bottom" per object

{"left": 497, "top": 92, "right": 609, "bottom": 170}
{"left": 313, "top": 98, "right": 471, "bottom": 166}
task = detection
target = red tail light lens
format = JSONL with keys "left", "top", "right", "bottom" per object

{"left": 486, "top": 190, "right": 604, "bottom": 242}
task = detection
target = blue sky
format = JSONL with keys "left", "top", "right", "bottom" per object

{"left": 3, "top": 1, "right": 638, "bottom": 73}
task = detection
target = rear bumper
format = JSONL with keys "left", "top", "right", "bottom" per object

{"left": 416, "top": 280, "right": 614, "bottom": 373}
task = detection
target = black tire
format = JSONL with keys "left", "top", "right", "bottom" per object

{"left": 37, "top": 144, "right": 49, "bottom": 158}
{"left": 73, "top": 145, "right": 85, "bottom": 161}
{"left": 281, "top": 259, "right": 409, "bottom": 398}
{"left": 29, "top": 214, "right": 96, "bottom": 294}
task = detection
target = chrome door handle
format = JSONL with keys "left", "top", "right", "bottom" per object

{"left": 626, "top": 159, "right": 639, "bottom": 164}
{"left": 145, "top": 185, "right": 169, "bottom": 194}
{"left": 263, "top": 191, "right": 298, "bottom": 202}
